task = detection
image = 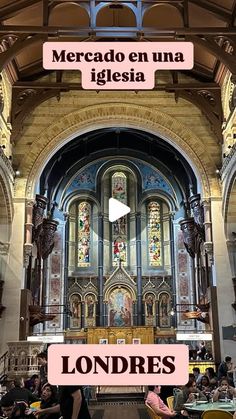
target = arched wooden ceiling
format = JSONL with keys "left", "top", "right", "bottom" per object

{"left": 0, "top": 0, "right": 235, "bottom": 79}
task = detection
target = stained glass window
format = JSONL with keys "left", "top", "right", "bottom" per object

{"left": 147, "top": 202, "right": 162, "bottom": 266}
{"left": 112, "top": 172, "right": 127, "bottom": 266}
{"left": 78, "top": 202, "right": 91, "bottom": 267}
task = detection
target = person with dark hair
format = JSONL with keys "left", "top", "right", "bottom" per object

{"left": 212, "top": 377, "right": 236, "bottom": 401}
{"left": 205, "top": 367, "right": 217, "bottom": 387}
{"left": 25, "top": 376, "right": 40, "bottom": 396}
{"left": 173, "top": 376, "right": 207, "bottom": 414}
{"left": 218, "top": 356, "right": 234, "bottom": 381}
{"left": 192, "top": 367, "right": 203, "bottom": 385}
{"left": 0, "top": 395, "right": 35, "bottom": 419}
{"left": 37, "top": 353, "right": 48, "bottom": 388}
{"left": 146, "top": 385, "right": 177, "bottom": 418}
{"left": 197, "top": 376, "right": 212, "bottom": 396}
{"left": 59, "top": 386, "right": 91, "bottom": 419}
{"left": 32, "top": 383, "right": 60, "bottom": 419}
{"left": 197, "top": 341, "right": 206, "bottom": 360}
{"left": 6, "top": 378, "right": 38, "bottom": 405}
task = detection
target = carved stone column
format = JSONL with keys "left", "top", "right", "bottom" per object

{"left": 98, "top": 212, "right": 104, "bottom": 327}
{"left": 202, "top": 200, "right": 213, "bottom": 263}
{"left": 136, "top": 212, "right": 142, "bottom": 326}
{"left": 24, "top": 200, "right": 34, "bottom": 268}
{"left": 0, "top": 279, "right": 6, "bottom": 317}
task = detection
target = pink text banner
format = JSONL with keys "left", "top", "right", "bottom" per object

{"left": 43, "top": 42, "right": 194, "bottom": 90}
{"left": 48, "top": 344, "right": 189, "bottom": 385}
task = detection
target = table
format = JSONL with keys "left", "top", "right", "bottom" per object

{"left": 184, "top": 401, "right": 236, "bottom": 418}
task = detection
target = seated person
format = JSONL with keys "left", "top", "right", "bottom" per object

{"left": 0, "top": 395, "right": 35, "bottom": 419}
{"left": 33, "top": 383, "right": 60, "bottom": 419}
{"left": 197, "top": 376, "right": 212, "bottom": 396}
{"left": 205, "top": 367, "right": 218, "bottom": 388}
{"left": 174, "top": 377, "right": 207, "bottom": 414}
{"left": 192, "top": 367, "right": 203, "bottom": 385}
{"left": 25, "top": 376, "right": 40, "bottom": 396}
{"left": 146, "top": 385, "right": 177, "bottom": 418}
{"left": 212, "top": 377, "right": 236, "bottom": 401}
{"left": 6, "top": 378, "right": 39, "bottom": 406}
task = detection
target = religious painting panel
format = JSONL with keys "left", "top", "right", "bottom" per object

{"left": 99, "top": 339, "right": 108, "bottom": 344}
{"left": 144, "top": 292, "right": 156, "bottom": 326}
{"left": 69, "top": 293, "right": 82, "bottom": 329}
{"left": 85, "top": 293, "right": 96, "bottom": 327}
{"left": 117, "top": 339, "right": 126, "bottom": 344}
{"left": 78, "top": 202, "right": 91, "bottom": 267}
{"left": 112, "top": 172, "right": 128, "bottom": 266}
{"left": 147, "top": 202, "right": 162, "bottom": 266}
{"left": 108, "top": 287, "right": 132, "bottom": 327}
{"left": 158, "top": 292, "right": 171, "bottom": 328}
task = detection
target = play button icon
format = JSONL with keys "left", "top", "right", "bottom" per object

{"left": 109, "top": 198, "right": 130, "bottom": 222}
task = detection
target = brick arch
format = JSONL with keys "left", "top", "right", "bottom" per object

{"left": 20, "top": 103, "right": 219, "bottom": 199}
{"left": 223, "top": 170, "right": 236, "bottom": 238}
{"left": 0, "top": 168, "right": 13, "bottom": 243}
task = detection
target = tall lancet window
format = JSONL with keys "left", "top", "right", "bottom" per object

{"left": 78, "top": 202, "right": 91, "bottom": 267}
{"left": 112, "top": 172, "right": 128, "bottom": 266}
{"left": 147, "top": 202, "right": 162, "bottom": 266}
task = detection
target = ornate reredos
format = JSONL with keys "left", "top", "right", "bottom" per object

{"left": 104, "top": 265, "right": 137, "bottom": 301}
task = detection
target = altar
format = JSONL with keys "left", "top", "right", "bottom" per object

{"left": 64, "top": 326, "right": 176, "bottom": 344}
{"left": 87, "top": 326, "right": 154, "bottom": 344}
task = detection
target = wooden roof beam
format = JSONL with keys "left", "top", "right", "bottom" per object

{"left": 0, "top": 0, "right": 41, "bottom": 21}
{"left": 189, "top": 0, "right": 232, "bottom": 24}
{"left": 0, "top": 25, "right": 236, "bottom": 35}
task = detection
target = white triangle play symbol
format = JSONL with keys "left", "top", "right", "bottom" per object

{"left": 109, "top": 198, "right": 130, "bottom": 222}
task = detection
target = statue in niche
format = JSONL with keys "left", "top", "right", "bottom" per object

{"left": 145, "top": 294, "right": 154, "bottom": 317}
{"left": 86, "top": 294, "right": 95, "bottom": 319}
{"left": 69, "top": 294, "right": 81, "bottom": 328}
{"left": 159, "top": 293, "right": 171, "bottom": 327}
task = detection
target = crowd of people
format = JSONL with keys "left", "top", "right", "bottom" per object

{"left": 0, "top": 352, "right": 91, "bottom": 419}
{"left": 0, "top": 350, "right": 236, "bottom": 419}
{"left": 145, "top": 355, "right": 236, "bottom": 418}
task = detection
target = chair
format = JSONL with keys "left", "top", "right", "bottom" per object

{"left": 166, "top": 396, "right": 174, "bottom": 410}
{"left": 145, "top": 402, "right": 162, "bottom": 419}
{"left": 201, "top": 410, "right": 233, "bottom": 419}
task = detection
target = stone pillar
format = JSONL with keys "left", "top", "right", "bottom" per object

{"left": 136, "top": 212, "right": 142, "bottom": 325}
{"left": 211, "top": 197, "right": 236, "bottom": 361}
{"left": 0, "top": 198, "right": 25, "bottom": 354}
{"left": 81, "top": 302, "right": 85, "bottom": 329}
{"left": 98, "top": 212, "right": 104, "bottom": 326}
{"left": 23, "top": 200, "right": 34, "bottom": 273}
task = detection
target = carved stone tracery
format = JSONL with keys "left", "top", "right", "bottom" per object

{"left": 38, "top": 219, "right": 58, "bottom": 260}
{"left": 189, "top": 193, "right": 205, "bottom": 241}
{"left": 32, "top": 194, "right": 48, "bottom": 242}
{"left": 179, "top": 217, "right": 196, "bottom": 258}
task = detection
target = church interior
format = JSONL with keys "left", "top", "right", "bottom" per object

{"left": 0, "top": 0, "right": 236, "bottom": 417}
